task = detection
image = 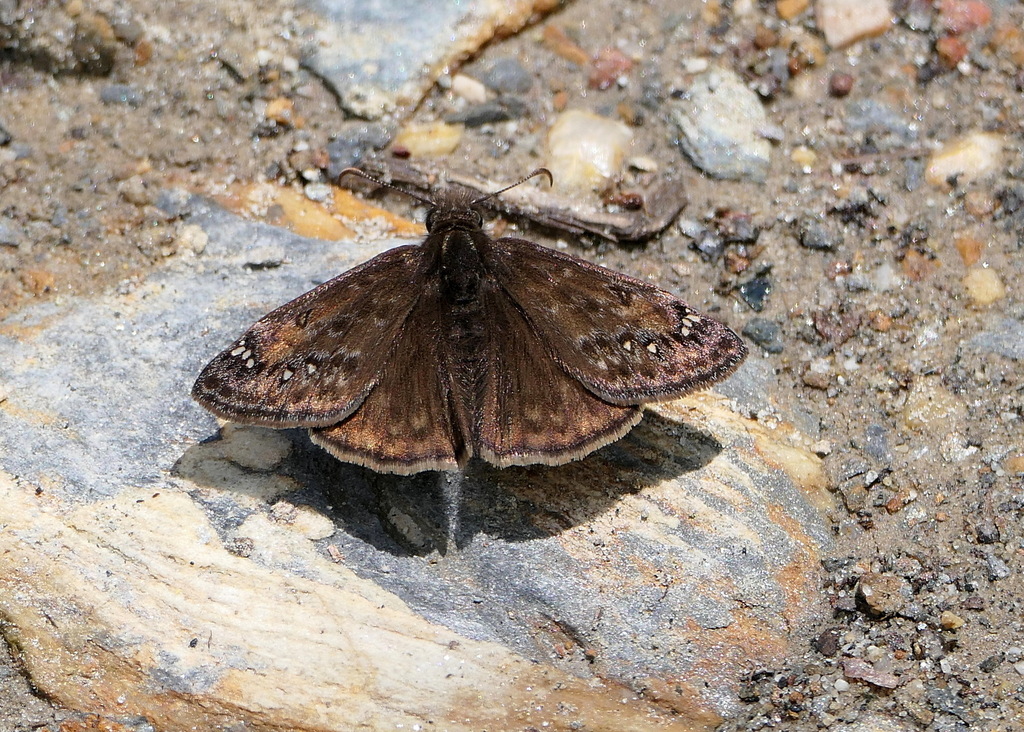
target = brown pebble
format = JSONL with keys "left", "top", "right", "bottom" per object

{"left": 134, "top": 38, "right": 153, "bottom": 67}
{"left": 856, "top": 572, "right": 912, "bottom": 617}
{"left": 954, "top": 235, "right": 983, "bottom": 266}
{"left": 754, "top": 25, "right": 779, "bottom": 49}
{"left": 813, "top": 309, "right": 862, "bottom": 345}
{"left": 616, "top": 101, "right": 643, "bottom": 126}
{"left": 963, "top": 191, "right": 996, "bottom": 217}
{"left": 936, "top": 35, "right": 969, "bottom": 67}
{"left": 589, "top": 47, "right": 632, "bottom": 90}
{"left": 842, "top": 657, "right": 900, "bottom": 689}
{"left": 829, "top": 72, "right": 854, "bottom": 97}
{"left": 867, "top": 310, "right": 893, "bottom": 332}
{"left": 940, "top": 0, "right": 992, "bottom": 34}
{"left": 543, "top": 25, "right": 590, "bottom": 66}
{"left": 940, "top": 610, "right": 965, "bottom": 630}
{"left": 802, "top": 368, "right": 830, "bottom": 390}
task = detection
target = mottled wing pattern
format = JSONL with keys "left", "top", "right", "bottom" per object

{"left": 310, "top": 283, "right": 462, "bottom": 474}
{"left": 192, "top": 245, "right": 422, "bottom": 427}
{"left": 476, "top": 280, "right": 642, "bottom": 467}
{"left": 486, "top": 237, "right": 747, "bottom": 406}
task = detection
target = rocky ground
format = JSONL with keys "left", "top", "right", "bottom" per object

{"left": 1, "top": 0, "right": 1022, "bottom": 730}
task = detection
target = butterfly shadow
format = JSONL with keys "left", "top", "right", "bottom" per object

{"left": 178, "top": 411, "right": 722, "bottom": 557}
{"left": 270, "top": 410, "right": 721, "bottom": 556}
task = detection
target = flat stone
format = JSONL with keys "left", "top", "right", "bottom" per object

{"left": 302, "top": 0, "right": 556, "bottom": 119}
{"left": 0, "top": 198, "right": 832, "bottom": 730}
{"left": 670, "top": 68, "right": 771, "bottom": 182}
{"left": 816, "top": 0, "right": 893, "bottom": 49}
{"left": 967, "top": 318, "right": 1024, "bottom": 360}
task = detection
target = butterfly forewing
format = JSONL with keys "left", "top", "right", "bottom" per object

{"left": 484, "top": 237, "right": 747, "bottom": 406}
{"left": 477, "top": 280, "right": 642, "bottom": 467}
{"left": 192, "top": 245, "right": 423, "bottom": 427}
{"left": 310, "top": 282, "right": 463, "bottom": 474}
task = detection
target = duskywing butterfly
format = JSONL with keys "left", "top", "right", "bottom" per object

{"left": 192, "top": 169, "right": 747, "bottom": 474}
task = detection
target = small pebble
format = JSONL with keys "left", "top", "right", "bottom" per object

{"left": 0, "top": 218, "right": 21, "bottom": 247}
{"left": 842, "top": 657, "right": 900, "bottom": 689}
{"left": 962, "top": 266, "right": 1005, "bottom": 305}
{"left": 445, "top": 98, "right": 527, "bottom": 127}
{"left": 828, "top": 72, "right": 855, "bottom": 97}
{"left": 816, "top": 0, "right": 893, "bottom": 49}
{"left": 939, "top": 611, "right": 965, "bottom": 630}
{"left": 303, "top": 183, "right": 332, "bottom": 203}
{"left": 481, "top": 57, "right": 533, "bottom": 94}
{"left": 393, "top": 121, "right": 463, "bottom": 158}
{"left": 985, "top": 552, "right": 1011, "bottom": 581}
{"left": 791, "top": 145, "right": 817, "bottom": 169}
{"left": 100, "top": 84, "right": 143, "bottom": 107}
{"left": 954, "top": 235, "right": 983, "bottom": 266}
{"left": 940, "top": 0, "right": 992, "bottom": 34}
{"left": 589, "top": 47, "right": 633, "bottom": 90}
{"left": 776, "top": 0, "right": 810, "bottom": 21}
{"left": 936, "top": 35, "right": 970, "bottom": 67}
{"left": 902, "top": 380, "right": 966, "bottom": 431}
{"left": 73, "top": 13, "right": 118, "bottom": 75}
{"left": 742, "top": 318, "right": 784, "bottom": 353}
{"left": 738, "top": 276, "right": 771, "bottom": 311}
{"left": 925, "top": 131, "right": 1004, "bottom": 187}
{"left": 265, "top": 97, "right": 299, "bottom": 127}
{"left": 671, "top": 68, "right": 771, "bottom": 182}
{"left": 545, "top": 110, "right": 632, "bottom": 192}
{"left": 799, "top": 220, "right": 838, "bottom": 250}
{"left": 856, "top": 573, "right": 912, "bottom": 617}
{"left": 451, "top": 73, "right": 487, "bottom": 104}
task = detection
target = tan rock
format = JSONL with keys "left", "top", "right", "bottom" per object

{"left": 816, "top": 0, "right": 893, "bottom": 48}
{"left": 925, "top": 131, "right": 1004, "bottom": 187}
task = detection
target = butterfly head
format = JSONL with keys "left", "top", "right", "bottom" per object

{"left": 425, "top": 194, "right": 485, "bottom": 233}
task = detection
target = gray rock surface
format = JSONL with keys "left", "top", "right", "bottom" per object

{"left": 670, "top": 68, "right": 772, "bottom": 182}
{"left": 0, "top": 199, "right": 832, "bottom": 730}
{"left": 302, "top": 0, "right": 554, "bottom": 118}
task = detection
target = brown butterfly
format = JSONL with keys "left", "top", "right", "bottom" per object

{"left": 192, "top": 169, "right": 747, "bottom": 474}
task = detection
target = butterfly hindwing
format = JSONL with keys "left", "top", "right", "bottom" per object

{"left": 484, "top": 237, "right": 747, "bottom": 406}
{"left": 310, "top": 282, "right": 463, "bottom": 474}
{"left": 476, "top": 279, "right": 642, "bottom": 467}
{"left": 192, "top": 245, "right": 423, "bottom": 427}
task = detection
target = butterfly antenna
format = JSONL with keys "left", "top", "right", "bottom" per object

{"left": 337, "top": 167, "right": 435, "bottom": 207}
{"left": 472, "top": 167, "right": 553, "bottom": 205}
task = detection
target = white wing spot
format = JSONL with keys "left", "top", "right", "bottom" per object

{"left": 683, "top": 314, "right": 702, "bottom": 326}
{"left": 230, "top": 345, "right": 246, "bottom": 356}
{"left": 282, "top": 368, "right": 294, "bottom": 382}
{"left": 595, "top": 359, "right": 608, "bottom": 371}
{"left": 623, "top": 340, "right": 632, "bottom": 352}
{"left": 679, "top": 326, "right": 691, "bottom": 337}
{"left": 241, "top": 349, "right": 253, "bottom": 361}
{"left": 307, "top": 363, "right": 317, "bottom": 374}
{"left": 245, "top": 358, "right": 255, "bottom": 369}
{"left": 647, "top": 342, "right": 658, "bottom": 354}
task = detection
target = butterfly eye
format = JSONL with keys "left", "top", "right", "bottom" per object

{"left": 425, "top": 208, "right": 437, "bottom": 231}
{"left": 472, "top": 209, "right": 483, "bottom": 227}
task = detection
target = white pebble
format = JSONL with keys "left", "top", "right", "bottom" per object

{"left": 816, "top": 0, "right": 893, "bottom": 49}
{"left": 451, "top": 73, "right": 487, "bottom": 104}
{"left": 545, "top": 110, "right": 633, "bottom": 193}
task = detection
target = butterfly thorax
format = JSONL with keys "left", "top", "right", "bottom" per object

{"left": 433, "top": 223, "right": 487, "bottom": 306}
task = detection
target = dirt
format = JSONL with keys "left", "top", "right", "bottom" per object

{"left": 1, "top": 0, "right": 1021, "bottom": 730}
